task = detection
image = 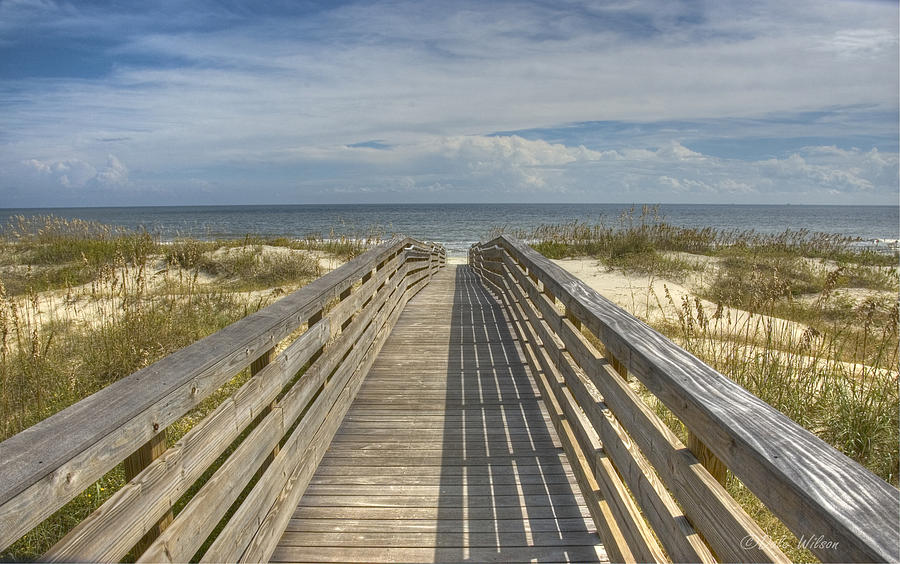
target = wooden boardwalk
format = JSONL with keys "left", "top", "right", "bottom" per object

{"left": 273, "top": 265, "right": 608, "bottom": 563}
{"left": 4, "top": 238, "right": 896, "bottom": 563}
{"left": 5, "top": 238, "right": 896, "bottom": 563}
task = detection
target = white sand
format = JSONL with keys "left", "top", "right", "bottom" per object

{"left": 549, "top": 257, "right": 808, "bottom": 340}
{"left": 547, "top": 256, "right": 896, "bottom": 379}
{"left": 9, "top": 245, "right": 348, "bottom": 334}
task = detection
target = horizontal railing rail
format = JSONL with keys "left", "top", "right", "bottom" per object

{"left": 0, "top": 237, "right": 445, "bottom": 562}
{"left": 470, "top": 235, "right": 898, "bottom": 563}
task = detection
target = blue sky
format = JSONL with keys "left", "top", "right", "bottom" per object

{"left": 1, "top": 0, "right": 897, "bottom": 207}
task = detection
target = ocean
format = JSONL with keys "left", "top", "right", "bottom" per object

{"left": 1, "top": 204, "right": 897, "bottom": 258}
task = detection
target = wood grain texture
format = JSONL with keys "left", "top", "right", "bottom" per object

{"left": 122, "top": 431, "right": 172, "bottom": 558}
{"left": 139, "top": 250, "right": 425, "bottom": 563}
{"left": 0, "top": 237, "right": 428, "bottom": 551}
{"left": 687, "top": 432, "right": 727, "bottom": 486}
{"left": 556, "top": 308, "right": 784, "bottom": 563}
{"left": 491, "top": 264, "right": 647, "bottom": 563}
{"left": 210, "top": 262, "right": 416, "bottom": 563}
{"left": 240, "top": 266, "right": 435, "bottom": 562}
{"left": 496, "top": 250, "right": 716, "bottom": 563}
{"left": 475, "top": 236, "right": 899, "bottom": 563}
{"left": 271, "top": 265, "right": 608, "bottom": 564}
{"left": 473, "top": 241, "right": 787, "bottom": 563}
{"left": 3, "top": 240, "right": 443, "bottom": 558}
{"left": 43, "top": 318, "right": 332, "bottom": 562}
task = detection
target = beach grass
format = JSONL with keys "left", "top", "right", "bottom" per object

{"left": 511, "top": 210, "right": 898, "bottom": 477}
{"left": 515, "top": 209, "right": 898, "bottom": 562}
{"left": 1, "top": 212, "right": 896, "bottom": 560}
{"left": 0, "top": 216, "right": 365, "bottom": 560}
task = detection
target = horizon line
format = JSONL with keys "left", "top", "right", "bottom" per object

{"left": 2, "top": 202, "right": 898, "bottom": 211}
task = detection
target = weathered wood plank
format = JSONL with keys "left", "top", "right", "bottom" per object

{"left": 237, "top": 263, "right": 417, "bottom": 564}
{"left": 284, "top": 517, "right": 593, "bottom": 533}
{"left": 297, "top": 493, "right": 587, "bottom": 508}
{"left": 135, "top": 405, "right": 287, "bottom": 563}
{"left": 311, "top": 463, "right": 575, "bottom": 477}
{"left": 43, "top": 319, "right": 332, "bottom": 562}
{"left": 308, "top": 474, "right": 580, "bottom": 487}
{"left": 326, "top": 253, "right": 404, "bottom": 336}
{"left": 0, "top": 237, "right": 422, "bottom": 550}
{"left": 302, "top": 483, "right": 582, "bottom": 496}
{"left": 496, "top": 256, "right": 716, "bottom": 563}
{"left": 553, "top": 288, "right": 787, "bottom": 562}
{"left": 278, "top": 530, "right": 605, "bottom": 547}
{"left": 480, "top": 237, "right": 900, "bottom": 563}
{"left": 492, "top": 280, "right": 627, "bottom": 563}
{"left": 272, "top": 265, "right": 606, "bottom": 563}
{"left": 132, "top": 249, "right": 428, "bottom": 563}
{"left": 501, "top": 271, "right": 662, "bottom": 563}
{"left": 478, "top": 241, "right": 778, "bottom": 561}
{"left": 323, "top": 441, "right": 562, "bottom": 453}
{"left": 270, "top": 545, "right": 607, "bottom": 563}
{"left": 195, "top": 257, "right": 416, "bottom": 563}
{"left": 291, "top": 505, "right": 593, "bottom": 520}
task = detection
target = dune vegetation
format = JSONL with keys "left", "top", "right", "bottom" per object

{"left": 0, "top": 215, "right": 371, "bottom": 560}
{"left": 2, "top": 211, "right": 896, "bottom": 561}
{"left": 500, "top": 207, "right": 899, "bottom": 480}
{"left": 500, "top": 207, "right": 898, "bottom": 562}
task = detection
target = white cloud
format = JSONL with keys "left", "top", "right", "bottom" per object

{"left": 21, "top": 154, "right": 129, "bottom": 189}
{"left": 819, "top": 29, "right": 898, "bottom": 59}
{"left": 95, "top": 154, "right": 129, "bottom": 186}
{"left": 23, "top": 157, "right": 97, "bottom": 188}
{"left": 756, "top": 148, "right": 899, "bottom": 193}
{"left": 0, "top": 0, "right": 896, "bottom": 205}
{"left": 309, "top": 135, "right": 897, "bottom": 203}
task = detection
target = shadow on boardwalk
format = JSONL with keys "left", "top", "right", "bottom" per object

{"left": 434, "top": 266, "right": 603, "bottom": 563}
{"left": 273, "top": 265, "right": 604, "bottom": 563}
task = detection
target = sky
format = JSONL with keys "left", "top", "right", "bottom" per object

{"left": 0, "top": 0, "right": 898, "bottom": 207}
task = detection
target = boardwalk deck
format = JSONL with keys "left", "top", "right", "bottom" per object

{"left": 272, "top": 265, "right": 608, "bottom": 563}
{"left": 4, "top": 237, "right": 895, "bottom": 563}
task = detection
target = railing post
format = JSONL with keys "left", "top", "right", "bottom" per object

{"left": 688, "top": 432, "right": 728, "bottom": 485}
{"left": 561, "top": 252, "right": 725, "bottom": 483}
{"left": 124, "top": 431, "right": 172, "bottom": 556}
{"left": 564, "top": 306, "right": 580, "bottom": 329}
{"left": 608, "top": 353, "right": 628, "bottom": 381}
{"left": 308, "top": 309, "right": 325, "bottom": 365}
{"left": 543, "top": 284, "right": 555, "bottom": 304}
{"left": 361, "top": 267, "right": 376, "bottom": 310}
{"left": 250, "top": 346, "right": 275, "bottom": 377}
{"left": 340, "top": 286, "right": 353, "bottom": 331}
{"left": 251, "top": 347, "right": 279, "bottom": 462}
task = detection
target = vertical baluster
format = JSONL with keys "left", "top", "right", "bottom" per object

{"left": 251, "top": 347, "right": 279, "bottom": 463}
{"left": 688, "top": 432, "right": 728, "bottom": 485}
{"left": 125, "top": 431, "right": 172, "bottom": 556}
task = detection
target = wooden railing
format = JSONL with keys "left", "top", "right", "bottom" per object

{"left": 469, "top": 235, "right": 898, "bottom": 564}
{"left": 0, "top": 238, "right": 445, "bottom": 562}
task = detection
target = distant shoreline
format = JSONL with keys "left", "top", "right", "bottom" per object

{"left": 2, "top": 204, "right": 897, "bottom": 258}
{"left": 2, "top": 202, "right": 898, "bottom": 211}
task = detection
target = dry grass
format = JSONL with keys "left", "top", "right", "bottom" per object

{"left": 0, "top": 216, "right": 365, "bottom": 560}
{"left": 524, "top": 211, "right": 898, "bottom": 562}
